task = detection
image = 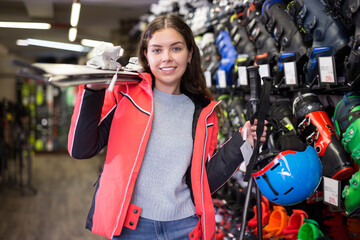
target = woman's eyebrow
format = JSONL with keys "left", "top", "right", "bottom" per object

{"left": 148, "top": 41, "right": 185, "bottom": 48}
{"left": 170, "top": 41, "right": 185, "bottom": 46}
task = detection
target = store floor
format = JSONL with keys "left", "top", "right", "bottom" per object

{"left": 0, "top": 152, "right": 106, "bottom": 240}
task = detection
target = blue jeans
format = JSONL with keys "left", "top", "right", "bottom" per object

{"left": 112, "top": 215, "right": 199, "bottom": 240}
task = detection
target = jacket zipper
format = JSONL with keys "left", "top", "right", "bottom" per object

{"left": 201, "top": 101, "right": 220, "bottom": 240}
{"left": 111, "top": 84, "right": 154, "bottom": 238}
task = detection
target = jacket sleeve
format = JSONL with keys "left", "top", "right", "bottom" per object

{"left": 206, "top": 129, "right": 246, "bottom": 194}
{"left": 68, "top": 85, "right": 115, "bottom": 159}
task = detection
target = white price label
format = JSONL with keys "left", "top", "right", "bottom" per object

{"left": 284, "top": 61, "right": 298, "bottom": 85}
{"left": 204, "top": 71, "right": 212, "bottom": 88}
{"left": 240, "top": 139, "right": 253, "bottom": 167}
{"left": 323, "top": 176, "right": 341, "bottom": 207}
{"left": 259, "top": 64, "right": 270, "bottom": 85}
{"left": 319, "top": 56, "right": 336, "bottom": 84}
{"left": 238, "top": 66, "right": 248, "bottom": 86}
{"left": 217, "top": 70, "right": 227, "bottom": 88}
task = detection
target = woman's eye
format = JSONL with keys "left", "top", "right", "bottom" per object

{"left": 152, "top": 48, "right": 161, "bottom": 53}
{"left": 173, "top": 47, "right": 182, "bottom": 52}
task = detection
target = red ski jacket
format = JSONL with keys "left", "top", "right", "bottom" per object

{"left": 68, "top": 72, "right": 246, "bottom": 239}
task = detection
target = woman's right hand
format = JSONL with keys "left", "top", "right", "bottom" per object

{"left": 242, "top": 119, "right": 268, "bottom": 147}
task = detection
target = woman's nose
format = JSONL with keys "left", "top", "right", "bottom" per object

{"left": 162, "top": 50, "right": 172, "bottom": 62}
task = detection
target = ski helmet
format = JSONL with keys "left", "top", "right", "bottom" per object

{"left": 252, "top": 146, "right": 322, "bottom": 205}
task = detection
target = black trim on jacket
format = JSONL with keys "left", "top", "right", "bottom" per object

{"left": 184, "top": 91, "right": 244, "bottom": 198}
{"left": 71, "top": 88, "right": 114, "bottom": 159}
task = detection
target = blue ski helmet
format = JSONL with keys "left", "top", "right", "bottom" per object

{"left": 252, "top": 146, "right": 322, "bottom": 205}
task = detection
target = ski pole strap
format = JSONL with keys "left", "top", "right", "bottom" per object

{"left": 244, "top": 77, "right": 272, "bottom": 181}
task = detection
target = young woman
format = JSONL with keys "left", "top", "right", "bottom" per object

{"left": 68, "top": 14, "right": 267, "bottom": 240}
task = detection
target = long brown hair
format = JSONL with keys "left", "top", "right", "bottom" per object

{"left": 137, "top": 14, "right": 215, "bottom": 102}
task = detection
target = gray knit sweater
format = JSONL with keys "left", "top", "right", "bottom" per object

{"left": 130, "top": 88, "right": 196, "bottom": 221}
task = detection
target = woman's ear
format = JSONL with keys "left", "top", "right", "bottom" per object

{"left": 144, "top": 50, "right": 148, "bottom": 59}
{"left": 144, "top": 50, "right": 149, "bottom": 66}
{"left": 188, "top": 48, "right": 193, "bottom": 63}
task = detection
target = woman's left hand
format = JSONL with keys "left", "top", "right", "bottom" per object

{"left": 242, "top": 119, "right": 268, "bottom": 147}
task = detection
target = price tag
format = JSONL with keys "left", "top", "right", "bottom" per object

{"left": 259, "top": 64, "right": 270, "bottom": 85}
{"left": 323, "top": 176, "right": 341, "bottom": 207}
{"left": 240, "top": 139, "right": 253, "bottom": 167}
{"left": 237, "top": 66, "right": 248, "bottom": 86}
{"left": 204, "top": 71, "right": 212, "bottom": 88}
{"left": 319, "top": 56, "right": 337, "bottom": 84}
{"left": 284, "top": 61, "right": 298, "bottom": 86}
{"left": 217, "top": 70, "right": 227, "bottom": 88}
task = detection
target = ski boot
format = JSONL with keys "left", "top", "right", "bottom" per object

{"left": 333, "top": 93, "right": 360, "bottom": 165}
{"left": 346, "top": 9, "right": 360, "bottom": 89}
{"left": 263, "top": 206, "right": 289, "bottom": 239}
{"left": 342, "top": 170, "right": 360, "bottom": 215}
{"left": 241, "top": 2, "right": 279, "bottom": 67}
{"left": 226, "top": 14, "right": 257, "bottom": 86}
{"left": 293, "top": 93, "right": 356, "bottom": 180}
{"left": 268, "top": 101, "right": 307, "bottom": 151}
{"left": 260, "top": 0, "right": 308, "bottom": 85}
{"left": 227, "top": 95, "right": 247, "bottom": 132}
{"left": 261, "top": 0, "right": 307, "bottom": 56}
{"left": 287, "top": 0, "right": 350, "bottom": 85}
{"left": 345, "top": 36, "right": 360, "bottom": 89}
{"left": 325, "top": 0, "right": 359, "bottom": 31}
{"left": 228, "top": 14, "right": 256, "bottom": 66}
{"left": 326, "top": 0, "right": 360, "bottom": 88}
{"left": 217, "top": 94, "right": 232, "bottom": 146}
{"left": 297, "top": 218, "right": 325, "bottom": 240}
{"left": 282, "top": 209, "right": 308, "bottom": 240}
{"left": 215, "top": 29, "right": 238, "bottom": 87}
{"left": 200, "top": 32, "right": 219, "bottom": 87}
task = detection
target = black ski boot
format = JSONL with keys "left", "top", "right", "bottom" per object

{"left": 261, "top": 0, "right": 308, "bottom": 85}
{"left": 287, "top": 0, "right": 350, "bottom": 85}
{"left": 241, "top": 2, "right": 279, "bottom": 69}
{"left": 326, "top": 0, "right": 360, "bottom": 88}
{"left": 268, "top": 101, "right": 307, "bottom": 151}
{"left": 226, "top": 13, "right": 257, "bottom": 85}
{"left": 228, "top": 14, "right": 256, "bottom": 67}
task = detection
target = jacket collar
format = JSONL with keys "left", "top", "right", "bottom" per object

{"left": 138, "top": 71, "right": 216, "bottom": 110}
{"left": 138, "top": 72, "right": 154, "bottom": 88}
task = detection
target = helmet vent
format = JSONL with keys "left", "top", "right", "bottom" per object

{"left": 270, "top": 163, "right": 280, "bottom": 171}
{"left": 284, "top": 187, "right": 294, "bottom": 195}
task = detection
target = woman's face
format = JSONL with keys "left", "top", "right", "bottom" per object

{"left": 145, "top": 27, "right": 192, "bottom": 94}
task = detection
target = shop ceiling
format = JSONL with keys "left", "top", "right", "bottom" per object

{"left": 0, "top": 0, "right": 157, "bottom": 59}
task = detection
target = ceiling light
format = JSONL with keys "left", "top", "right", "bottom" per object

{"left": 17, "top": 38, "right": 90, "bottom": 52}
{"left": 68, "top": 27, "right": 77, "bottom": 42}
{"left": 81, "top": 39, "right": 113, "bottom": 48}
{"left": 70, "top": 1, "right": 81, "bottom": 27}
{"left": 0, "top": 21, "right": 51, "bottom": 29}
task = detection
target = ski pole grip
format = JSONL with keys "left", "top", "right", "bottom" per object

{"left": 247, "top": 65, "right": 261, "bottom": 117}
